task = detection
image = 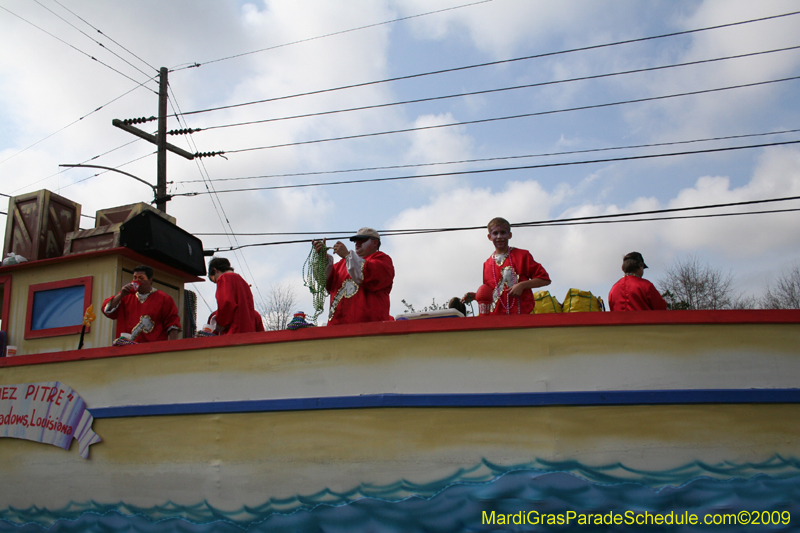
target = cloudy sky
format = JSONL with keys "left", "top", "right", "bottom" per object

{"left": 1, "top": 0, "right": 799, "bottom": 322}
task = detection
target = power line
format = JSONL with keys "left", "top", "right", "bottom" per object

{"left": 6, "top": 196, "right": 794, "bottom": 241}
{"left": 173, "top": 139, "right": 800, "bottom": 196}
{"left": 200, "top": 195, "right": 800, "bottom": 251}
{"left": 0, "top": 80, "right": 155, "bottom": 173}
{"left": 189, "top": 282, "right": 214, "bottom": 317}
{"left": 208, "top": 208, "right": 800, "bottom": 251}
{"left": 32, "top": 0, "right": 155, "bottom": 80}
{"left": 173, "top": 9, "right": 800, "bottom": 118}
{"left": 214, "top": 75, "right": 800, "bottom": 156}
{"left": 50, "top": 0, "right": 157, "bottom": 72}
{"left": 0, "top": 3, "right": 159, "bottom": 182}
{"left": 171, "top": 108, "right": 253, "bottom": 266}
{"left": 0, "top": 4, "right": 156, "bottom": 88}
{"left": 536, "top": 207, "right": 800, "bottom": 227}
{"left": 1, "top": 1, "right": 162, "bottom": 194}
{"left": 170, "top": 0, "right": 493, "bottom": 72}
{"left": 175, "top": 128, "right": 800, "bottom": 185}
{"left": 514, "top": 196, "right": 800, "bottom": 229}
{"left": 192, "top": 45, "right": 800, "bottom": 133}
{"left": 165, "top": 86, "right": 268, "bottom": 310}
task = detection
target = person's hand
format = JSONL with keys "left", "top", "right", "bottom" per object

{"left": 332, "top": 241, "right": 348, "bottom": 258}
{"left": 508, "top": 283, "right": 525, "bottom": 297}
{"left": 462, "top": 292, "right": 476, "bottom": 304}
{"left": 120, "top": 282, "right": 137, "bottom": 296}
{"left": 312, "top": 239, "right": 327, "bottom": 253}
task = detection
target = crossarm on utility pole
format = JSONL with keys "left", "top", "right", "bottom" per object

{"left": 111, "top": 119, "right": 195, "bottom": 160}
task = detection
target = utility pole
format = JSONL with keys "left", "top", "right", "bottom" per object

{"left": 112, "top": 67, "right": 194, "bottom": 214}
{"left": 156, "top": 67, "right": 169, "bottom": 213}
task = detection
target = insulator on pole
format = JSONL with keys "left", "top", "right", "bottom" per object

{"left": 122, "top": 116, "right": 157, "bottom": 125}
{"left": 167, "top": 128, "right": 198, "bottom": 136}
{"left": 194, "top": 151, "right": 225, "bottom": 159}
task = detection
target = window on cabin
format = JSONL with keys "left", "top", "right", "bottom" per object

{"left": 25, "top": 276, "right": 92, "bottom": 339}
{"left": 31, "top": 285, "right": 85, "bottom": 330}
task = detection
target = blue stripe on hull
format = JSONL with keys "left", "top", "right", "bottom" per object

{"left": 90, "top": 388, "right": 800, "bottom": 419}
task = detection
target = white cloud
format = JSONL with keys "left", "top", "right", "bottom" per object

{"left": 394, "top": 0, "right": 644, "bottom": 60}
{"left": 401, "top": 112, "right": 474, "bottom": 192}
{"left": 663, "top": 146, "right": 800, "bottom": 255}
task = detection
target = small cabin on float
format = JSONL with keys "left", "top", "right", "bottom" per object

{"left": 0, "top": 189, "right": 204, "bottom": 356}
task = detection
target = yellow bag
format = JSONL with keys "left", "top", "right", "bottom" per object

{"left": 533, "top": 290, "right": 563, "bottom": 314}
{"left": 562, "top": 289, "right": 604, "bottom": 312}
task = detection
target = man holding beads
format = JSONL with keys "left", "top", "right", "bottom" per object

{"left": 312, "top": 228, "right": 394, "bottom": 325}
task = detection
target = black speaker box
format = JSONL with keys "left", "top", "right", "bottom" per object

{"left": 120, "top": 210, "right": 206, "bottom": 276}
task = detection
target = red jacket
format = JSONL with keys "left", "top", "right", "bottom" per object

{"left": 608, "top": 275, "right": 667, "bottom": 311}
{"left": 327, "top": 251, "right": 394, "bottom": 325}
{"left": 102, "top": 290, "right": 181, "bottom": 342}
{"left": 483, "top": 248, "right": 550, "bottom": 314}
{"left": 215, "top": 272, "right": 258, "bottom": 334}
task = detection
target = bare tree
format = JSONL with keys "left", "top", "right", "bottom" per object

{"left": 658, "top": 254, "right": 739, "bottom": 310}
{"left": 762, "top": 264, "right": 800, "bottom": 309}
{"left": 730, "top": 294, "right": 759, "bottom": 310}
{"left": 257, "top": 283, "right": 299, "bottom": 330}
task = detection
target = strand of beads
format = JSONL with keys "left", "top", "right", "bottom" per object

{"left": 302, "top": 244, "right": 329, "bottom": 323}
{"left": 491, "top": 249, "right": 520, "bottom": 314}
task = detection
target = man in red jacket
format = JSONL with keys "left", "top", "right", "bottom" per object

{"left": 608, "top": 252, "right": 667, "bottom": 311}
{"left": 102, "top": 265, "right": 181, "bottom": 342}
{"left": 208, "top": 257, "right": 263, "bottom": 334}
{"left": 312, "top": 228, "right": 394, "bottom": 325}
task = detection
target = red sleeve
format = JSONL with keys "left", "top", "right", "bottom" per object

{"left": 520, "top": 250, "right": 550, "bottom": 282}
{"left": 361, "top": 252, "right": 394, "bottom": 292}
{"left": 215, "top": 274, "right": 238, "bottom": 329}
{"left": 530, "top": 260, "right": 550, "bottom": 282}
{"left": 648, "top": 283, "right": 668, "bottom": 310}
{"left": 102, "top": 295, "right": 119, "bottom": 318}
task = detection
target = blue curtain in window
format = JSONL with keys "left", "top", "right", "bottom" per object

{"left": 31, "top": 286, "right": 84, "bottom": 330}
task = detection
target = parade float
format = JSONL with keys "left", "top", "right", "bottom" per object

{"left": 1, "top": 190, "right": 798, "bottom": 532}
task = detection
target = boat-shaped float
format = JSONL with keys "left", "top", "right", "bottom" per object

{"left": 1, "top": 190, "right": 798, "bottom": 531}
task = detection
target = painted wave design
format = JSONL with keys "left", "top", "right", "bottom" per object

{"left": 1, "top": 455, "right": 799, "bottom": 531}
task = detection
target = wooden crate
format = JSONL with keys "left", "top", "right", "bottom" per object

{"left": 3, "top": 190, "right": 81, "bottom": 262}
{"left": 95, "top": 202, "right": 175, "bottom": 228}
{"left": 63, "top": 224, "right": 122, "bottom": 255}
